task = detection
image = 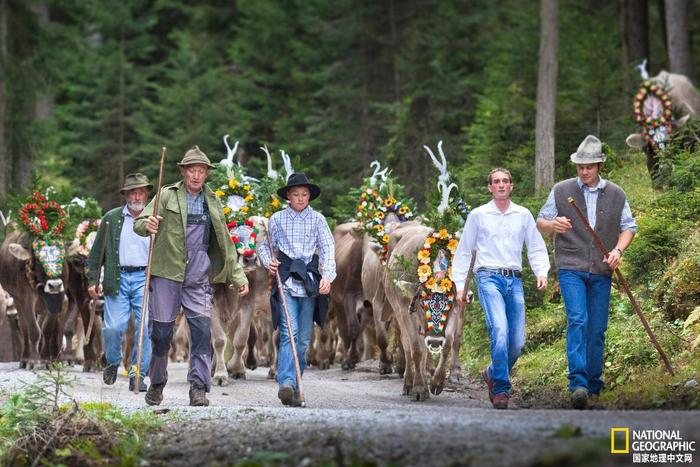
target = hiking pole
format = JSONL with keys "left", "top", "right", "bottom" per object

{"left": 134, "top": 147, "right": 167, "bottom": 394}
{"left": 85, "top": 220, "right": 109, "bottom": 345}
{"left": 567, "top": 197, "right": 674, "bottom": 376}
{"left": 265, "top": 234, "right": 306, "bottom": 407}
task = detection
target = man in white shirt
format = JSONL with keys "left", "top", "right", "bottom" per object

{"left": 451, "top": 168, "right": 549, "bottom": 409}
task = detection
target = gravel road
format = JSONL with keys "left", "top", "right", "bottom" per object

{"left": 0, "top": 361, "right": 697, "bottom": 466}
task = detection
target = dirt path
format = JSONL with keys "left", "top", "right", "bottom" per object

{"left": 0, "top": 361, "right": 698, "bottom": 466}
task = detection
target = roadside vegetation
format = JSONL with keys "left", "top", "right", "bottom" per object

{"left": 0, "top": 364, "right": 165, "bottom": 466}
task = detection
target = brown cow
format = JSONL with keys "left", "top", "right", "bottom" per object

{"left": 383, "top": 223, "right": 464, "bottom": 400}
{"left": 211, "top": 216, "right": 267, "bottom": 385}
{"left": 328, "top": 222, "right": 371, "bottom": 370}
{"left": 64, "top": 252, "right": 104, "bottom": 372}
{"left": 0, "top": 230, "right": 70, "bottom": 368}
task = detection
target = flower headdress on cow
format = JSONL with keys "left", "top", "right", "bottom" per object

{"left": 65, "top": 197, "right": 103, "bottom": 257}
{"left": 18, "top": 188, "right": 68, "bottom": 279}
{"left": 210, "top": 135, "right": 260, "bottom": 256}
{"left": 632, "top": 65, "right": 674, "bottom": 151}
{"left": 355, "top": 161, "right": 415, "bottom": 264}
{"left": 415, "top": 141, "right": 473, "bottom": 338}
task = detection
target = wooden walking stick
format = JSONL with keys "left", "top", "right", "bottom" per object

{"left": 85, "top": 221, "right": 109, "bottom": 345}
{"left": 134, "top": 147, "right": 167, "bottom": 394}
{"left": 567, "top": 197, "right": 674, "bottom": 376}
{"left": 266, "top": 234, "right": 306, "bottom": 407}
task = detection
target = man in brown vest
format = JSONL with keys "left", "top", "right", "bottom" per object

{"left": 536, "top": 135, "right": 637, "bottom": 410}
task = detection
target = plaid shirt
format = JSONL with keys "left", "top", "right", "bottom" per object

{"left": 186, "top": 190, "right": 205, "bottom": 215}
{"left": 259, "top": 206, "right": 336, "bottom": 297}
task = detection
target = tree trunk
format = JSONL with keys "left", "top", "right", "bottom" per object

{"left": 657, "top": 0, "right": 668, "bottom": 61}
{"left": 388, "top": 0, "right": 401, "bottom": 102}
{"left": 117, "top": 18, "right": 126, "bottom": 201}
{"left": 535, "top": 0, "right": 558, "bottom": 194}
{"left": 0, "top": 0, "right": 6, "bottom": 200}
{"left": 664, "top": 0, "right": 693, "bottom": 80}
{"left": 621, "top": 0, "right": 649, "bottom": 71}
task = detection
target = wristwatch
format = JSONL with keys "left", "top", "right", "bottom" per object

{"left": 612, "top": 247, "right": 623, "bottom": 256}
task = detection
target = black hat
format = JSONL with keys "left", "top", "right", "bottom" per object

{"left": 277, "top": 173, "right": 321, "bottom": 201}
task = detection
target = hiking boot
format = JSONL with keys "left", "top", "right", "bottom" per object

{"left": 145, "top": 383, "right": 165, "bottom": 406}
{"left": 492, "top": 393, "right": 509, "bottom": 409}
{"left": 278, "top": 384, "right": 295, "bottom": 406}
{"left": 482, "top": 367, "right": 495, "bottom": 403}
{"left": 189, "top": 383, "right": 210, "bottom": 407}
{"left": 129, "top": 377, "right": 148, "bottom": 392}
{"left": 102, "top": 364, "right": 118, "bottom": 385}
{"left": 571, "top": 387, "right": 588, "bottom": 410}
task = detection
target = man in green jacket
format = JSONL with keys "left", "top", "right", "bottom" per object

{"left": 135, "top": 146, "right": 248, "bottom": 407}
{"left": 87, "top": 173, "right": 153, "bottom": 392}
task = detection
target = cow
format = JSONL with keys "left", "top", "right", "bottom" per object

{"left": 64, "top": 249, "right": 104, "bottom": 372}
{"left": 383, "top": 223, "right": 465, "bottom": 400}
{"left": 626, "top": 69, "right": 700, "bottom": 175}
{"left": 0, "top": 229, "right": 70, "bottom": 368}
{"left": 328, "top": 222, "right": 371, "bottom": 370}
{"left": 211, "top": 216, "right": 268, "bottom": 385}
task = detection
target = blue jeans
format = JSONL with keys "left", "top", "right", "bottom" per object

{"left": 103, "top": 270, "right": 151, "bottom": 377}
{"left": 278, "top": 291, "right": 315, "bottom": 390}
{"left": 558, "top": 269, "right": 612, "bottom": 394}
{"left": 477, "top": 270, "right": 526, "bottom": 395}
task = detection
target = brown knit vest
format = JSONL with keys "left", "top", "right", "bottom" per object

{"left": 553, "top": 178, "right": 626, "bottom": 276}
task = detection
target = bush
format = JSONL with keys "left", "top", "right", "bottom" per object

{"left": 655, "top": 231, "right": 700, "bottom": 320}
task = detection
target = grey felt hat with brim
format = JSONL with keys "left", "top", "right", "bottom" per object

{"left": 120, "top": 173, "right": 153, "bottom": 194}
{"left": 570, "top": 135, "right": 606, "bottom": 164}
{"left": 177, "top": 146, "right": 216, "bottom": 168}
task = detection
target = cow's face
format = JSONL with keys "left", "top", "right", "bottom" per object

{"left": 231, "top": 216, "right": 268, "bottom": 272}
{"left": 9, "top": 239, "right": 67, "bottom": 313}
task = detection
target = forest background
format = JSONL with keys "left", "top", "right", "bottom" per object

{"left": 0, "top": 0, "right": 699, "bottom": 407}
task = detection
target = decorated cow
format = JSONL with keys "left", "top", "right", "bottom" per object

{"left": 382, "top": 142, "right": 472, "bottom": 400}
{"left": 357, "top": 161, "right": 416, "bottom": 374}
{"left": 625, "top": 62, "right": 700, "bottom": 175}
{"left": 0, "top": 191, "right": 71, "bottom": 367}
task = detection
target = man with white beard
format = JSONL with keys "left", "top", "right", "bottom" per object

{"left": 88, "top": 173, "right": 153, "bottom": 392}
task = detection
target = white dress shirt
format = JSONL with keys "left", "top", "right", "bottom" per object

{"left": 119, "top": 205, "right": 150, "bottom": 267}
{"left": 451, "top": 200, "right": 550, "bottom": 292}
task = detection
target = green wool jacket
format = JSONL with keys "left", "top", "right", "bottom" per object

{"left": 133, "top": 180, "right": 248, "bottom": 287}
{"left": 86, "top": 206, "right": 131, "bottom": 296}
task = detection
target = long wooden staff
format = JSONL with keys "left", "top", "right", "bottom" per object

{"left": 567, "top": 197, "right": 674, "bottom": 375}
{"left": 134, "top": 147, "right": 167, "bottom": 393}
{"left": 265, "top": 234, "right": 306, "bottom": 407}
{"left": 85, "top": 220, "right": 109, "bottom": 345}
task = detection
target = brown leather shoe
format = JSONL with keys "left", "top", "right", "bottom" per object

{"left": 492, "top": 393, "right": 509, "bottom": 409}
{"left": 189, "top": 383, "right": 210, "bottom": 407}
{"left": 278, "top": 384, "right": 295, "bottom": 406}
{"left": 482, "top": 367, "right": 495, "bottom": 403}
{"left": 145, "top": 383, "right": 165, "bottom": 406}
{"left": 571, "top": 387, "right": 588, "bottom": 410}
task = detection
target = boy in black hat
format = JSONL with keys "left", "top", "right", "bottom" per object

{"left": 259, "top": 173, "right": 336, "bottom": 406}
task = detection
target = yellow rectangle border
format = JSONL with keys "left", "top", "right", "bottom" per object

{"left": 610, "top": 427, "right": 630, "bottom": 454}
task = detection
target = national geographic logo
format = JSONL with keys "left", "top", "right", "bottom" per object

{"left": 611, "top": 428, "right": 696, "bottom": 463}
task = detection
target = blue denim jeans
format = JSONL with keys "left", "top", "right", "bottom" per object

{"left": 103, "top": 270, "right": 151, "bottom": 377}
{"left": 558, "top": 269, "right": 612, "bottom": 394}
{"left": 278, "top": 291, "right": 315, "bottom": 390}
{"left": 477, "top": 270, "right": 526, "bottom": 395}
